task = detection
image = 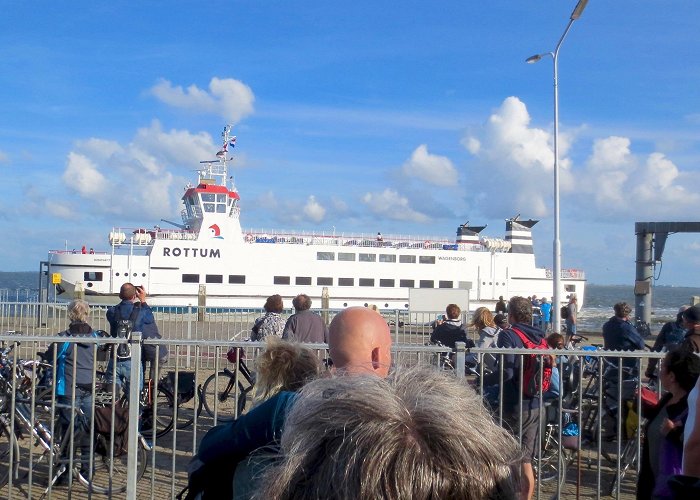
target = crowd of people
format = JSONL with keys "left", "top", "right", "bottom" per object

{"left": 43, "top": 286, "right": 700, "bottom": 499}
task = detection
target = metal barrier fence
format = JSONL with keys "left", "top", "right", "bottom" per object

{"left": 0, "top": 331, "right": 669, "bottom": 499}
{"left": 0, "top": 301, "right": 468, "bottom": 346}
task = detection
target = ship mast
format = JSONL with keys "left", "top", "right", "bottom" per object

{"left": 199, "top": 124, "right": 236, "bottom": 189}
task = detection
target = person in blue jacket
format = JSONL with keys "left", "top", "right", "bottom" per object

{"left": 602, "top": 301, "right": 645, "bottom": 376}
{"left": 106, "top": 283, "right": 165, "bottom": 392}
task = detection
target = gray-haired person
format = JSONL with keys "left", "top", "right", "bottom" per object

{"left": 259, "top": 366, "right": 520, "bottom": 499}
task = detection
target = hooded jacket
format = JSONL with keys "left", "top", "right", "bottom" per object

{"left": 44, "top": 321, "right": 97, "bottom": 397}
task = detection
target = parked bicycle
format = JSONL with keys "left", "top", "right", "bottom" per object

{"left": 201, "top": 345, "right": 255, "bottom": 422}
{"left": 0, "top": 340, "right": 148, "bottom": 495}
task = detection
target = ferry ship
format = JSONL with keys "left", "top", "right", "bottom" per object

{"left": 46, "top": 126, "right": 586, "bottom": 311}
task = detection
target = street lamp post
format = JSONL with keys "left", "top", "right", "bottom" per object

{"left": 527, "top": 0, "right": 588, "bottom": 335}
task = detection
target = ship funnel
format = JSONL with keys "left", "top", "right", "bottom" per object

{"left": 456, "top": 223, "right": 486, "bottom": 245}
{"left": 505, "top": 218, "right": 538, "bottom": 254}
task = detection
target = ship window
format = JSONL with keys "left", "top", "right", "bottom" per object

{"left": 217, "top": 194, "right": 226, "bottom": 203}
{"left": 274, "top": 276, "right": 291, "bottom": 285}
{"left": 296, "top": 277, "right": 312, "bottom": 286}
{"left": 229, "top": 275, "right": 246, "bottom": 284}
{"left": 399, "top": 255, "right": 416, "bottom": 264}
{"left": 83, "top": 272, "right": 103, "bottom": 281}
{"left": 216, "top": 204, "right": 227, "bottom": 213}
{"left": 182, "top": 274, "right": 199, "bottom": 283}
{"left": 359, "top": 253, "right": 376, "bottom": 262}
{"left": 400, "top": 279, "right": 415, "bottom": 288}
{"left": 204, "top": 203, "right": 215, "bottom": 213}
{"left": 338, "top": 278, "right": 354, "bottom": 286}
{"left": 338, "top": 252, "right": 355, "bottom": 261}
{"left": 419, "top": 280, "right": 434, "bottom": 288}
{"left": 317, "top": 277, "right": 333, "bottom": 286}
{"left": 419, "top": 256, "right": 436, "bottom": 264}
{"left": 201, "top": 193, "right": 215, "bottom": 202}
{"left": 380, "top": 279, "right": 395, "bottom": 287}
{"left": 359, "top": 278, "right": 374, "bottom": 287}
{"left": 316, "top": 252, "right": 335, "bottom": 261}
{"left": 379, "top": 254, "right": 396, "bottom": 263}
{"left": 439, "top": 280, "right": 453, "bottom": 289}
{"left": 458, "top": 281, "right": 472, "bottom": 290}
{"left": 565, "top": 285, "right": 576, "bottom": 292}
{"left": 206, "top": 274, "right": 223, "bottom": 284}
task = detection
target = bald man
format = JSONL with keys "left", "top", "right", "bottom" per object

{"left": 192, "top": 307, "right": 392, "bottom": 498}
{"left": 328, "top": 307, "right": 392, "bottom": 377}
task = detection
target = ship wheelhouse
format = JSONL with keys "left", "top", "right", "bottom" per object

{"left": 181, "top": 182, "right": 241, "bottom": 228}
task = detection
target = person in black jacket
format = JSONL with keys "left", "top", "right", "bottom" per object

{"left": 645, "top": 306, "right": 689, "bottom": 379}
{"left": 638, "top": 349, "right": 700, "bottom": 500}
{"left": 430, "top": 304, "right": 468, "bottom": 349}
{"left": 484, "top": 296, "right": 546, "bottom": 500}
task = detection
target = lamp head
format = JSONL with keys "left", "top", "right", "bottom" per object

{"left": 526, "top": 54, "right": 543, "bottom": 64}
{"left": 570, "top": 0, "right": 589, "bottom": 20}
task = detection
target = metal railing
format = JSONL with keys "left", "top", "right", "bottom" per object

{"left": 0, "top": 328, "right": 669, "bottom": 499}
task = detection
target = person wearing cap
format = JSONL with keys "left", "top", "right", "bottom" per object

{"left": 680, "top": 304, "right": 700, "bottom": 353}
{"left": 645, "top": 305, "right": 690, "bottom": 379}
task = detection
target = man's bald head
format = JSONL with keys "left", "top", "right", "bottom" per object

{"left": 329, "top": 307, "right": 392, "bottom": 377}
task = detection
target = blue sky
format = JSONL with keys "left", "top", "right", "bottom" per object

{"left": 1, "top": 1, "right": 698, "bottom": 286}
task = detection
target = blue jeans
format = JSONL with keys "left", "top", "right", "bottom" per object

{"left": 566, "top": 321, "right": 577, "bottom": 336}
{"left": 105, "top": 358, "right": 143, "bottom": 395}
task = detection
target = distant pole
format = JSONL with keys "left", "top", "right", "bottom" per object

{"left": 527, "top": 0, "right": 589, "bottom": 334}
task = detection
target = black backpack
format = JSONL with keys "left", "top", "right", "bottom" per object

{"left": 560, "top": 305, "right": 570, "bottom": 320}
{"left": 112, "top": 305, "right": 140, "bottom": 360}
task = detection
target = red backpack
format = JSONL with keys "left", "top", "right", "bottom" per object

{"left": 511, "top": 327, "right": 553, "bottom": 398}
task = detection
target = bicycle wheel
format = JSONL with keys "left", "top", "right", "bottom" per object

{"left": 606, "top": 438, "right": 636, "bottom": 496}
{"left": 78, "top": 439, "right": 147, "bottom": 495}
{"left": 173, "top": 390, "right": 196, "bottom": 430}
{"left": 202, "top": 371, "right": 247, "bottom": 422}
{"left": 0, "top": 421, "right": 20, "bottom": 488}
{"left": 140, "top": 387, "right": 174, "bottom": 439}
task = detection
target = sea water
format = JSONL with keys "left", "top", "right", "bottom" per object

{"left": 1, "top": 272, "right": 697, "bottom": 334}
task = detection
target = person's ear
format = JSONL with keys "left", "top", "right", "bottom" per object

{"left": 371, "top": 347, "right": 380, "bottom": 371}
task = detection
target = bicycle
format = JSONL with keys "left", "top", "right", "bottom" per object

{"left": 0, "top": 341, "right": 148, "bottom": 495}
{"left": 140, "top": 367, "right": 198, "bottom": 437}
{"left": 201, "top": 345, "right": 255, "bottom": 422}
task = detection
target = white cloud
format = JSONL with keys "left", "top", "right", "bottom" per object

{"left": 580, "top": 137, "right": 699, "bottom": 217}
{"left": 56, "top": 122, "right": 218, "bottom": 221}
{"left": 63, "top": 152, "right": 108, "bottom": 196}
{"left": 362, "top": 188, "right": 429, "bottom": 222}
{"left": 150, "top": 77, "right": 255, "bottom": 123}
{"left": 303, "top": 195, "right": 326, "bottom": 223}
{"left": 462, "top": 96, "right": 567, "bottom": 217}
{"left": 401, "top": 144, "right": 458, "bottom": 186}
